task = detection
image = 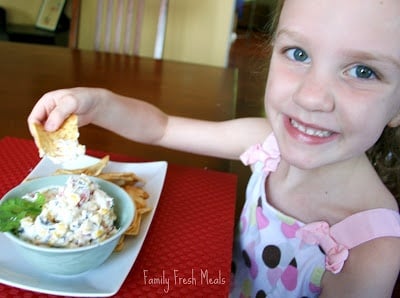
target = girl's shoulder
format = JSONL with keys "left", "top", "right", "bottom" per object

{"left": 322, "top": 234, "right": 400, "bottom": 297}
{"left": 333, "top": 166, "right": 400, "bottom": 240}
{"left": 319, "top": 194, "right": 400, "bottom": 295}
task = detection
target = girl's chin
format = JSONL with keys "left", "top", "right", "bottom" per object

{"left": 277, "top": 135, "right": 338, "bottom": 170}
{"left": 281, "top": 152, "right": 320, "bottom": 170}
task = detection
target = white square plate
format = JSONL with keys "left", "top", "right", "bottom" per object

{"left": 0, "top": 155, "right": 167, "bottom": 297}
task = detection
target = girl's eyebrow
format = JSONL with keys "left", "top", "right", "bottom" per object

{"left": 275, "top": 28, "right": 306, "bottom": 42}
{"left": 272, "top": 28, "right": 308, "bottom": 46}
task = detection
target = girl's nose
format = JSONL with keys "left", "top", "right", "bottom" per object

{"left": 292, "top": 70, "right": 335, "bottom": 112}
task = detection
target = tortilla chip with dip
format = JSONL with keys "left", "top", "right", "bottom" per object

{"left": 30, "top": 114, "right": 85, "bottom": 163}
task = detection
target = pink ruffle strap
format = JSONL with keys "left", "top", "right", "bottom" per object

{"left": 296, "top": 208, "right": 400, "bottom": 274}
{"left": 296, "top": 221, "right": 349, "bottom": 274}
{"left": 240, "top": 134, "right": 280, "bottom": 173}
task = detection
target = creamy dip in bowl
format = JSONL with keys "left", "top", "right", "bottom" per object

{"left": 18, "top": 174, "right": 118, "bottom": 248}
{"left": 0, "top": 174, "right": 134, "bottom": 275}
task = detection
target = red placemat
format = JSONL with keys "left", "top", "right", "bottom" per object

{"left": 0, "top": 137, "right": 237, "bottom": 297}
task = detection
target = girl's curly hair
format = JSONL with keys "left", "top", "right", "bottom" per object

{"left": 367, "top": 126, "right": 400, "bottom": 203}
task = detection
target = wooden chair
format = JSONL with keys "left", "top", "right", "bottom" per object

{"left": 0, "top": 7, "right": 8, "bottom": 41}
{"left": 68, "top": 0, "right": 168, "bottom": 59}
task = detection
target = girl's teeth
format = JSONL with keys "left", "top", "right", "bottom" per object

{"left": 290, "top": 119, "right": 332, "bottom": 137}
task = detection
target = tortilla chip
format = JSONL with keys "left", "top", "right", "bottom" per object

{"left": 30, "top": 114, "right": 85, "bottom": 163}
{"left": 114, "top": 235, "right": 126, "bottom": 252}
{"left": 54, "top": 156, "right": 110, "bottom": 176}
{"left": 97, "top": 172, "right": 143, "bottom": 186}
{"left": 123, "top": 185, "right": 149, "bottom": 201}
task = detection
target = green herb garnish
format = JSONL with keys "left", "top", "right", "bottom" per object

{"left": 0, "top": 194, "right": 45, "bottom": 232}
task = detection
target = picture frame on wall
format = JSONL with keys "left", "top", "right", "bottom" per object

{"left": 36, "top": 0, "right": 66, "bottom": 31}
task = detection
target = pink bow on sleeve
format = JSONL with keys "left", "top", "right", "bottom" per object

{"left": 296, "top": 221, "right": 349, "bottom": 274}
{"left": 240, "top": 134, "right": 281, "bottom": 173}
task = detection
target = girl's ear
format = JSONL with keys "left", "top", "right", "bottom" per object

{"left": 388, "top": 112, "right": 400, "bottom": 127}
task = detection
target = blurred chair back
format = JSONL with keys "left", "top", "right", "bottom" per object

{"left": 0, "top": 7, "right": 8, "bottom": 41}
{"left": 69, "top": 0, "right": 168, "bottom": 58}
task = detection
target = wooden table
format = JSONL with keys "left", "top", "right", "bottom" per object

{"left": 0, "top": 41, "right": 237, "bottom": 171}
{"left": 0, "top": 41, "right": 238, "bottom": 297}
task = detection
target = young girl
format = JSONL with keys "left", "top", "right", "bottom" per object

{"left": 28, "top": 0, "right": 400, "bottom": 296}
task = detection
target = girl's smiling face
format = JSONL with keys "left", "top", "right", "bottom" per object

{"left": 265, "top": 0, "right": 400, "bottom": 169}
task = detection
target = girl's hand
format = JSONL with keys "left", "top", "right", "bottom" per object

{"left": 27, "top": 87, "right": 107, "bottom": 134}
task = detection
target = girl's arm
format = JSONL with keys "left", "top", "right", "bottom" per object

{"left": 320, "top": 237, "right": 400, "bottom": 297}
{"left": 28, "top": 87, "right": 271, "bottom": 160}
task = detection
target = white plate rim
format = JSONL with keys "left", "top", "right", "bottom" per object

{"left": 0, "top": 155, "right": 167, "bottom": 297}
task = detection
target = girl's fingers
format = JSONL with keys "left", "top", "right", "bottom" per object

{"left": 28, "top": 90, "right": 80, "bottom": 132}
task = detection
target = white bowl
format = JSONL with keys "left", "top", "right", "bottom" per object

{"left": 1, "top": 175, "right": 135, "bottom": 275}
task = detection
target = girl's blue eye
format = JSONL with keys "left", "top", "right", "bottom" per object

{"left": 348, "top": 65, "right": 377, "bottom": 80}
{"left": 286, "top": 48, "right": 310, "bottom": 63}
